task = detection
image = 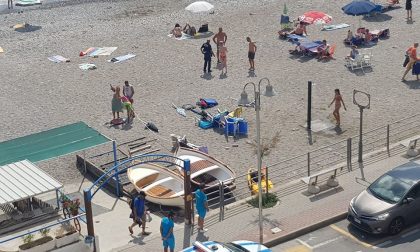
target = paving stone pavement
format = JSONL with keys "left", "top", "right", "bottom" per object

{"left": 112, "top": 150, "right": 418, "bottom": 252}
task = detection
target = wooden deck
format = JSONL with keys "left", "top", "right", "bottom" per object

{"left": 147, "top": 185, "right": 175, "bottom": 198}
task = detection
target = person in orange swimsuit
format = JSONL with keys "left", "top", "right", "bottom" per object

{"left": 329, "top": 89, "right": 347, "bottom": 127}
{"left": 219, "top": 42, "right": 228, "bottom": 75}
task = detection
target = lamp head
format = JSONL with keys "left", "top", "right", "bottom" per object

{"left": 238, "top": 90, "right": 251, "bottom": 106}
{"left": 263, "top": 83, "right": 277, "bottom": 97}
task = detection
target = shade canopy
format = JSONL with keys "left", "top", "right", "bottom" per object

{"left": 342, "top": 0, "right": 377, "bottom": 16}
{"left": 0, "top": 160, "right": 63, "bottom": 205}
{"left": 185, "top": 1, "right": 214, "bottom": 13}
{"left": 0, "top": 121, "right": 110, "bottom": 166}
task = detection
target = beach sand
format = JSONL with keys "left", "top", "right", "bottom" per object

{"left": 1, "top": 0, "right": 419, "bottom": 184}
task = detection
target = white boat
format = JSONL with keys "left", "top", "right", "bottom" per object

{"left": 127, "top": 163, "right": 185, "bottom": 208}
{"left": 175, "top": 147, "right": 236, "bottom": 190}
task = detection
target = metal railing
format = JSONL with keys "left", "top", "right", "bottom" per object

{"left": 206, "top": 114, "right": 420, "bottom": 223}
{"left": 0, "top": 213, "right": 86, "bottom": 244}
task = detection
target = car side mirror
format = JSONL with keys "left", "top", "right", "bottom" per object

{"left": 403, "top": 197, "right": 415, "bottom": 204}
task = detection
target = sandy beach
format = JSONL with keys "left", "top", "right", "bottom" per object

{"left": 1, "top": 0, "right": 420, "bottom": 184}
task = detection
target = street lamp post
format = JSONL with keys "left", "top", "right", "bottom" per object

{"left": 237, "top": 77, "right": 276, "bottom": 244}
{"left": 353, "top": 90, "right": 370, "bottom": 180}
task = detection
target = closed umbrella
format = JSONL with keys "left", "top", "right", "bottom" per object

{"left": 185, "top": 1, "right": 214, "bottom": 13}
{"left": 299, "top": 11, "right": 332, "bottom": 25}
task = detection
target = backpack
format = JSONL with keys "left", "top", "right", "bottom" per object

{"left": 145, "top": 122, "right": 159, "bottom": 132}
{"left": 198, "top": 98, "right": 218, "bottom": 109}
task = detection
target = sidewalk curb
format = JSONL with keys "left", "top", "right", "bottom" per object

{"left": 263, "top": 211, "right": 348, "bottom": 248}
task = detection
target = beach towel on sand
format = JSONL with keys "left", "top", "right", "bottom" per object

{"left": 108, "top": 54, "right": 136, "bottom": 63}
{"left": 88, "top": 47, "right": 118, "bottom": 57}
{"left": 15, "top": 0, "right": 41, "bottom": 6}
{"left": 48, "top": 55, "right": 70, "bottom": 63}
{"left": 168, "top": 33, "right": 193, "bottom": 40}
{"left": 0, "top": 47, "right": 3, "bottom": 53}
{"left": 79, "top": 63, "right": 97, "bottom": 70}
{"left": 322, "top": 23, "right": 350, "bottom": 31}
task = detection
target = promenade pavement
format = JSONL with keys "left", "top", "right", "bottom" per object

{"left": 1, "top": 147, "right": 416, "bottom": 252}
{"left": 112, "top": 148, "right": 420, "bottom": 252}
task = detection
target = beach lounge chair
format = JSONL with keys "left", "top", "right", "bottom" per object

{"left": 228, "top": 107, "right": 243, "bottom": 118}
{"left": 320, "top": 44, "right": 336, "bottom": 60}
{"left": 346, "top": 54, "right": 366, "bottom": 72}
{"left": 361, "top": 48, "right": 373, "bottom": 67}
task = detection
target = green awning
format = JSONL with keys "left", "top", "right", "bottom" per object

{"left": 0, "top": 122, "right": 110, "bottom": 165}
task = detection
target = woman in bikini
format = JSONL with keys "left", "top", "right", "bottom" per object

{"left": 110, "top": 85, "right": 123, "bottom": 121}
{"left": 329, "top": 89, "right": 347, "bottom": 127}
{"left": 219, "top": 42, "right": 228, "bottom": 75}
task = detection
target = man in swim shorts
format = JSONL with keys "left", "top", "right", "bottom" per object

{"left": 247, "top": 37, "right": 257, "bottom": 71}
{"left": 213, "top": 27, "right": 227, "bottom": 63}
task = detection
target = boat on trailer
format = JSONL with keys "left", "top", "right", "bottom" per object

{"left": 127, "top": 163, "right": 185, "bottom": 208}
{"left": 174, "top": 147, "right": 236, "bottom": 191}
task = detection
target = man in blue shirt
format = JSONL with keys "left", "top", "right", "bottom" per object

{"left": 195, "top": 183, "right": 209, "bottom": 232}
{"left": 128, "top": 191, "right": 150, "bottom": 235}
{"left": 160, "top": 211, "right": 175, "bottom": 252}
{"left": 201, "top": 40, "right": 215, "bottom": 74}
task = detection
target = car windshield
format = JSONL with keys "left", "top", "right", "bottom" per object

{"left": 218, "top": 242, "right": 249, "bottom": 252}
{"left": 368, "top": 174, "right": 411, "bottom": 204}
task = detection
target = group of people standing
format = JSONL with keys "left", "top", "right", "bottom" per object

{"left": 128, "top": 183, "right": 209, "bottom": 252}
{"left": 200, "top": 27, "right": 257, "bottom": 75}
{"left": 110, "top": 81, "right": 135, "bottom": 123}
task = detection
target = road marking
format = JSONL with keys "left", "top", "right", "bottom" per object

{"left": 312, "top": 236, "right": 343, "bottom": 249}
{"left": 372, "top": 240, "right": 392, "bottom": 249}
{"left": 296, "top": 239, "right": 313, "bottom": 250}
{"left": 283, "top": 245, "right": 312, "bottom": 252}
{"left": 330, "top": 224, "right": 373, "bottom": 248}
{"left": 401, "top": 228, "right": 420, "bottom": 238}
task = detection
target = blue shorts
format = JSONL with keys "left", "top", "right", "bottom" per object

{"left": 197, "top": 209, "right": 206, "bottom": 219}
{"left": 163, "top": 237, "right": 175, "bottom": 249}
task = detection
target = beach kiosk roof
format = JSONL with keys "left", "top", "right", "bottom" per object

{"left": 0, "top": 121, "right": 111, "bottom": 166}
{"left": 0, "top": 160, "right": 63, "bottom": 205}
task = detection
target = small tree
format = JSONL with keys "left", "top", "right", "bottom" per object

{"left": 22, "top": 234, "right": 34, "bottom": 244}
{"left": 39, "top": 228, "right": 50, "bottom": 237}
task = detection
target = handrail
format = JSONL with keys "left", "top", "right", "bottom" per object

{"left": 0, "top": 213, "right": 86, "bottom": 244}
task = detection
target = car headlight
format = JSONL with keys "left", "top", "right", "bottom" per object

{"left": 374, "top": 212, "right": 389, "bottom": 221}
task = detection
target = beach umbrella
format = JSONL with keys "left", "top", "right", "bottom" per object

{"left": 342, "top": 0, "right": 377, "bottom": 16}
{"left": 185, "top": 1, "right": 214, "bottom": 14}
{"left": 299, "top": 11, "right": 332, "bottom": 25}
{"left": 342, "top": 0, "right": 377, "bottom": 27}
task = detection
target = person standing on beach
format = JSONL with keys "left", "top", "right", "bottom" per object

{"left": 160, "top": 211, "right": 175, "bottom": 252}
{"left": 220, "top": 42, "right": 228, "bottom": 75}
{"left": 247, "top": 37, "right": 257, "bottom": 71}
{"left": 8, "top": 0, "right": 13, "bottom": 9}
{"left": 406, "top": 0, "right": 413, "bottom": 20}
{"left": 213, "top": 27, "right": 227, "bottom": 64}
{"left": 201, "top": 40, "right": 215, "bottom": 74}
{"left": 110, "top": 84, "right": 123, "bottom": 121}
{"left": 195, "top": 183, "right": 209, "bottom": 232}
{"left": 328, "top": 89, "right": 347, "bottom": 127}
{"left": 128, "top": 191, "right": 150, "bottom": 236}
{"left": 402, "top": 43, "right": 420, "bottom": 81}
{"left": 123, "top": 81, "right": 135, "bottom": 104}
